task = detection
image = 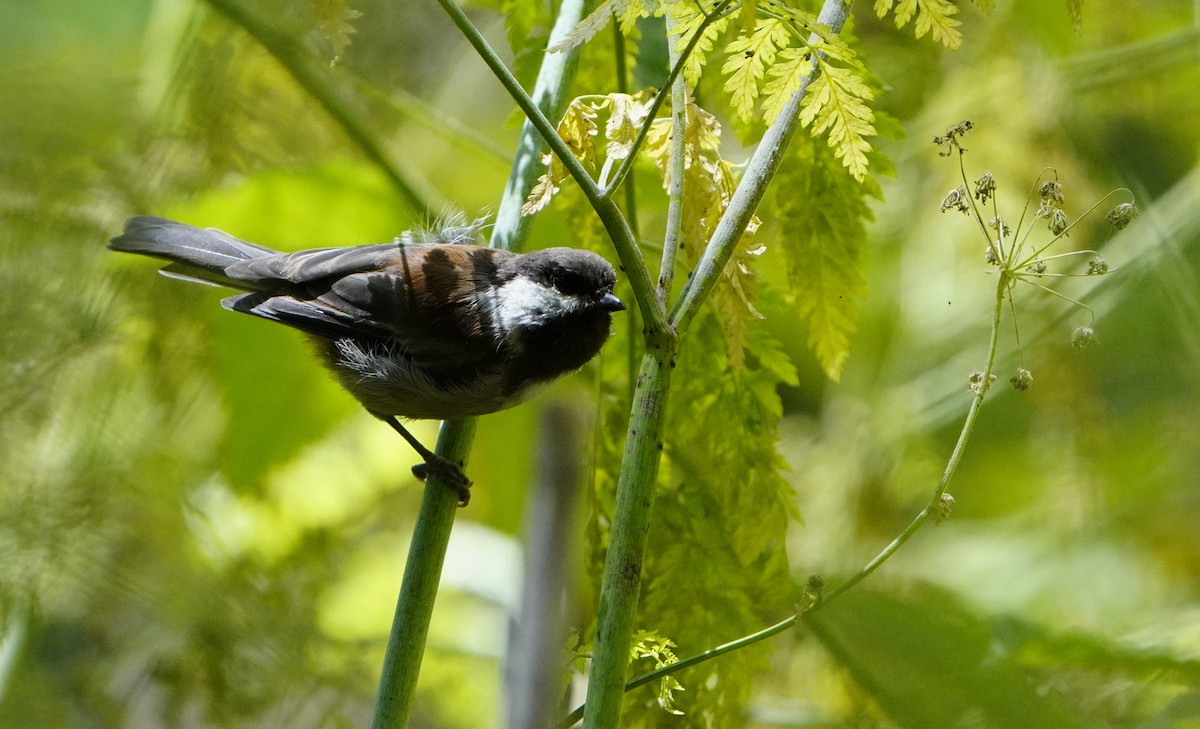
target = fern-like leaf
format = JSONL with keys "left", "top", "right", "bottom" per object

{"left": 720, "top": 18, "right": 792, "bottom": 122}
{"left": 768, "top": 132, "right": 877, "bottom": 380}
{"left": 797, "top": 41, "right": 876, "bottom": 182}
{"left": 630, "top": 631, "right": 686, "bottom": 715}
{"left": 605, "top": 93, "right": 651, "bottom": 161}
{"left": 618, "top": 0, "right": 649, "bottom": 34}
{"left": 875, "top": 0, "right": 963, "bottom": 50}
{"left": 550, "top": 0, "right": 630, "bottom": 52}
{"left": 664, "top": 1, "right": 732, "bottom": 86}
{"left": 522, "top": 98, "right": 599, "bottom": 215}
{"left": 761, "top": 48, "right": 813, "bottom": 126}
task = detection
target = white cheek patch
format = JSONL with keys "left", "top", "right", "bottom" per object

{"left": 493, "top": 277, "right": 584, "bottom": 333}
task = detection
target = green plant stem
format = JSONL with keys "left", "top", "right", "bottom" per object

{"left": 581, "top": 346, "right": 677, "bottom": 729}
{"left": 671, "top": 0, "right": 851, "bottom": 334}
{"left": 611, "top": 22, "right": 641, "bottom": 243}
{"left": 202, "top": 0, "right": 432, "bottom": 219}
{"left": 574, "top": 3, "right": 848, "bottom": 727}
{"left": 658, "top": 14, "right": 688, "bottom": 305}
{"left": 561, "top": 264, "right": 1012, "bottom": 728}
{"left": 369, "top": 4, "right": 590, "bottom": 725}
{"left": 612, "top": 22, "right": 644, "bottom": 401}
{"left": 370, "top": 418, "right": 477, "bottom": 729}
{"left": 823, "top": 279, "right": 1004, "bottom": 603}
{"left": 492, "top": 0, "right": 591, "bottom": 251}
{"left": 434, "top": 0, "right": 666, "bottom": 333}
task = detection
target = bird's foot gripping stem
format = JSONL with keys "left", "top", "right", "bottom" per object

{"left": 376, "top": 413, "right": 473, "bottom": 507}
{"left": 411, "top": 456, "right": 472, "bottom": 506}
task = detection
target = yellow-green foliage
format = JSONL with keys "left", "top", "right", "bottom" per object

{"left": 309, "top": 0, "right": 362, "bottom": 59}
{"left": 874, "top": 0, "right": 964, "bottom": 49}
{"left": 766, "top": 132, "right": 878, "bottom": 380}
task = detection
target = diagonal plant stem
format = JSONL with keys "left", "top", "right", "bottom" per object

{"left": 434, "top": 0, "right": 667, "bottom": 333}
{"left": 671, "top": 0, "right": 852, "bottom": 334}
{"left": 203, "top": 0, "right": 432, "bottom": 219}
{"left": 603, "top": 0, "right": 735, "bottom": 197}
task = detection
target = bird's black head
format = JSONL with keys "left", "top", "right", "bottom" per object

{"left": 495, "top": 247, "right": 625, "bottom": 384}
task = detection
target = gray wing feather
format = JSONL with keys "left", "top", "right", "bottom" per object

{"left": 222, "top": 293, "right": 391, "bottom": 342}
{"left": 224, "top": 244, "right": 408, "bottom": 287}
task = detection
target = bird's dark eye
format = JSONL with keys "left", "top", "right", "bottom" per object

{"left": 548, "top": 269, "right": 594, "bottom": 297}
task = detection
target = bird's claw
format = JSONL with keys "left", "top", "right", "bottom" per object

{"left": 412, "top": 456, "right": 472, "bottom": 507}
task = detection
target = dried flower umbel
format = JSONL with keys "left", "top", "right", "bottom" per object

{"left": 934, "top": 121, "right": 1136, "bottom": 366}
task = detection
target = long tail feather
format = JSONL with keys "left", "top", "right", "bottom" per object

{"left": 109, "top": 216, "right": 277, "bottom": 289}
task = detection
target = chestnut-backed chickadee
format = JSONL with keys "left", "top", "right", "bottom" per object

{"left": 110, "top": 215, "right": 625, "bottom": 505}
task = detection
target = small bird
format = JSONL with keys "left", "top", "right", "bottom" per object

{"left": 110, "top": 215, "right": 625, "bottom": 505}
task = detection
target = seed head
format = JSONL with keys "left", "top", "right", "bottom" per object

{"left": 1039, "top": 180, "right": 1065, "bottom": 206}
{"left": 1048, "top": 208, "right": 1070, "bottom": 236}
{"left": 974, "top": 171, "right": 996, "bottom": 203}
{"left": 968, "top": 371, "right": 996, "bottom": 394}
{"left": 1071, "top": 326, "right": 1098, "bottom": 348}
{"left": 1106, "top": 202, "right": 1139, "bottom": 230}
{"left": 934, "top": 120, "right": 974, "bottom": 156}
{"left": 1010, "top": 368, "right": 1034, "bottom": 391}
{"left": 941, "top": 185, "right": 970, "bottom": 214}
{"left": 934, "top": 493, "right": 956, "bottom": 524}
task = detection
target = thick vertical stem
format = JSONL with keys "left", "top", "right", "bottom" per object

{"left": 492, "top": 0, "right": 590, "bottom": 251}
{"left": 581, "top": 341, "right": 676, "bottom": 729}
{"left": 370, "top": 419, "right": 478, "bottom": 729}
{"left": 371, "top": 2, "right": 594, "bottom": 725}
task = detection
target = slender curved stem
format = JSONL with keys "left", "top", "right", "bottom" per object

{"left": 603, "top": 0, "right": 735, "bottom": 197}
{"left": 827, "top": 293, "right": 1004, "bottom": 604}
{"left": 562, "top": 251, "right": 1013, "bottom": 729}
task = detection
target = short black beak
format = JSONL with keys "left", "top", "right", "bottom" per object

{"left": 599, "top": 293, "right": 626, "bottom": 312}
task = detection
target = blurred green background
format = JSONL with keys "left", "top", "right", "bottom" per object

{"left": 2, "top": 0, "right": 1199, "bottom": 727}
